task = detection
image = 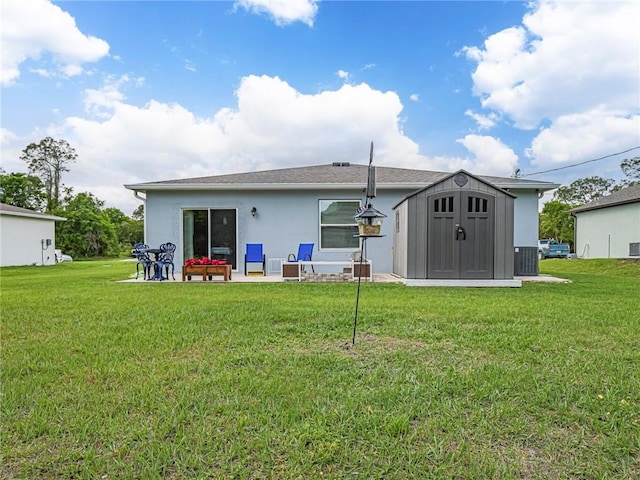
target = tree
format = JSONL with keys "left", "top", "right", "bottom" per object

{"left": 540, "top": 158, "right": 639, "bottom": 250}
{"left": 0, "top": 170, "right": 46, "bottom": 211}
{"left": 132, "top": 204, "right": 144, "bottom": 220}
{"left": 553, "top": 176, "right": 616, "bottom": 207}
{"left": 620, "top": 156, "right": 640, "bottom": 187}
{"left": 104, "top": 207, "right": 144, "bottom": 249}
{"left": 20, "top": 137, "right": 77, "bottom": 212}
{"left": 103, "top": 207, "right": 128, "bottom": 227}
{"left": 539, "top": 200, "right": 574, "bottom": 247}
{"left": 54, "top": 192, "right": 119, "bottom": 257}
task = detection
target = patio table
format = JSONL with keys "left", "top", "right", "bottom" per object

{"left": 142, "top": 248, "right": 165, "bottom": 280}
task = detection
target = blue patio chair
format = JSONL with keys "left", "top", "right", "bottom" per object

{"left": 133, "top": 242, "right": 153, "bottom": 280}
{"left": 244, "top": 243, "right": 266, "bottom": 275}
{"left": 157, "top": 242, "right": 176, "bottom": 280}
{"left": 288, "top": 243, "right": 314, "bottom": 272}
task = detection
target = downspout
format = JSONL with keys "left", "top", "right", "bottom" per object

{"left": 570, "top": 211, "right": 577, "bottom": 258}
{"left": 133, "top": 190, "right": 146, "bottom": 203}
{"left": 133, "top": 190, "right": 147, "bottom": 243}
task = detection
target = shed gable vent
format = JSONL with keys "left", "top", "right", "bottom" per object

{"left": 630, "top": 242, "right": 640, "bottom": 256}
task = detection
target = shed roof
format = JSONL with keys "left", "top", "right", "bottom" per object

{"left": 569, "top": 184, "right": 640, "bottom": 214}
{"left": 0, "top": 203, "right": 66, "bottom": 221}
{"left": 393, "top": 169, "right": 517, "bottom": 209}
{"left": 124, "top": 163, "right": 559, "bottom": 193}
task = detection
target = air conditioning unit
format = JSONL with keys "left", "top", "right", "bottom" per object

{"left": 630, "top": 242, "right": 640, "bottom": 256}
{"left": 514, "top": 247, "right": 538, "bottom": 276}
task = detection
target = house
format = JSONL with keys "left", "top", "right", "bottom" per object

{"left": 124, "top": 163, "right": 558, "bottom": 276}
{"left": 570, "top": 184, "right": 640, "bottom": 259}
{"left": 0, "top": 203, "right": 66, "bottom": 267}
{"left": 393, "top": 170, "right": 517, "bottom": 282}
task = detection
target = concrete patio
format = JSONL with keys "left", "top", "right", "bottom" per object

{"left": 120, "top": 271, "right": 569, "bottom": 286}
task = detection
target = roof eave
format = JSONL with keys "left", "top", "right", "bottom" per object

{"left": 496, "top": 181, "right": 560, "bottom": 191}
{"left": 125, "top": 181, "right": 560, "bottom": 192}
{"left": 570, "top": 198, "right": 640, "bottom": 214}
{"left": 0, "top": 210, "right": 66, "bottom": 221}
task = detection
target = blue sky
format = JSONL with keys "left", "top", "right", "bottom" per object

{"left": 2, "top": 0, "right": 639, "bottom": 214}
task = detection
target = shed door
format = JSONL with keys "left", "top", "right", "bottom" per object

{"left": 428, "top": 191, "right": 494, "bottom": 279}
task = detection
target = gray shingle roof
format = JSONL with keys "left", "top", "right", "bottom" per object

{"left": 125, "top": 163, "right": 557, "bottom": 191}
{"left": 0, "top": 202, "right": 66, "bottom": 221}
{"left": 140, "top": 163, "right": 447, "bottom": 185}
{"left": 0, "top": 202, "right": 34, "bottom": 214}
{"left": 570, "top": 184, "right": 640, "bottom": 213}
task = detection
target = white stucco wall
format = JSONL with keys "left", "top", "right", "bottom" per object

{"left": 141, "top": 186, "right": 542, "bottom": 274}
{"left": 0, "top": 215, "right": 57, "bottom": 266}
{"left": 574, "top": 203, "right": 640, "bottom": 258}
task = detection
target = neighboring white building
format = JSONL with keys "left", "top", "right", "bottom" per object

{"left": 570, "top": 185, "right": 640, "bottom": 259}
{"left": 0, "top": 203, "right": 66, "bottom": 267}
{"left": 124, "top": 163, "right": 559, "bottom": 275}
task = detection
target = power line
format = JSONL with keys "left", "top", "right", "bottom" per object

{"left": 519, "top": 146, "right": 640, "bottom": 177}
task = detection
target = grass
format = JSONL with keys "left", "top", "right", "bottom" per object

{"left": 1, "top": 258, "right": 639, "bottom": 479}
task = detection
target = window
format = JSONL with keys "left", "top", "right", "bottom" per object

{"left": 468, "top": 196, "right": 488, "bottom": 213}
{"left": 319, "top": 200, "right": 360, "bottom": 249}
{"left": 434, "top": 196, "right": 454, "bottom": 213}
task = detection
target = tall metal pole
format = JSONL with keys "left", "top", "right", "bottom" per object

{"left": 352, "top": 237, "right": 366, "bottom": 345}
{"left": 353, "top": 141, "right": 376, "bottom": 345}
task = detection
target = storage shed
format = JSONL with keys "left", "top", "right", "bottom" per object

{"left": 0, "top": 202, "right": 66, "bottom": 267}
{"left": 393, "top": 170, "right": 516, "bottom": 281}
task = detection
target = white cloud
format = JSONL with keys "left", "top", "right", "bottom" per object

{"left": 455, "top": 135, "right": 518, "bottom": 176}
{"left": 82, "top": 75, "right": 142, "bottom": 118}
{"left": 234, "top": 0, "right": 319, "bottom": 27}
{"left": 337, "top": 70, "right": 350, "bottom": 81}
{"left": 526, "top": 110, "right": 640, "bottom": 166}
{"left": 462, "top": 0, "right": 640, "bottom": 174}
{"left": 1, "top": 127, "right": 20, "bottom": 148}
{"left": 2, "top": 73, "right": 524, "bottom": 213}
{"left": 26, "top": 75, "right": 421, "bottom": 212}
{"left": 464, "top": 110, "right": 498, "bottom": 130}
{"left": 30, "top": 68, "right": 51, "bottom": 78}
{"left": 464, "top": 1, "right": 639, "bottom": 129}
{"left": 409, "top": 94, "right": 419, "bottom": 102}
{"left": 1, "top": 0, "right": 110, "bottom": 86}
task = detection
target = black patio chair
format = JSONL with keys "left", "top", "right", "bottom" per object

{"left": 133, "top": 242, "right": 154, "bottom": 280}
{"left": 157, "top": 242, "right": 177, "bottom": 280}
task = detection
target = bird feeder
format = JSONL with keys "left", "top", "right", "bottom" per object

{"left": 355, "top": 203, "right": 386, "bottom": 237}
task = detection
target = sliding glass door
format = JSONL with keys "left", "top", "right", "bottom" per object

{"left": 210, "top": 209, "right": 236, "bottom": 266}
{"left": 183, "top": 208, "right": 237, "bottom": 268}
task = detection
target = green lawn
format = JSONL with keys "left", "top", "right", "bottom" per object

{"left": 2, "top": 259, "right": 639, "bottom": 479}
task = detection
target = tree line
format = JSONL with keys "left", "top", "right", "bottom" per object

{"left": 539, "top": 157, "right": 640, "bottom": 248}
{"left": 2, "top": 136, "right": 637, "bottom": 258}
{"left": 0, "top": 137, "right": 143, "bottom": 258}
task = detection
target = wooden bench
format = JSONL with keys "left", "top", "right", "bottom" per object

{"left": 182, "top": 264, "right": 232, "bottom": 282}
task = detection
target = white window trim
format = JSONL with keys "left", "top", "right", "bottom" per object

{"left": 318, "top": 199, "right": 361, "bottom": 251}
